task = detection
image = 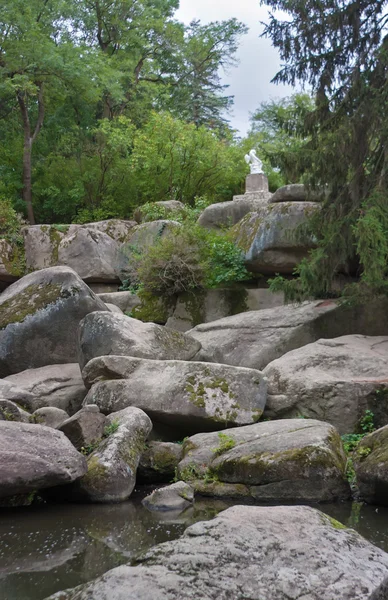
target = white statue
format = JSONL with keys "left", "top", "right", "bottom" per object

{"left": 244, "top": 149, "right": 263, "bottom": 175}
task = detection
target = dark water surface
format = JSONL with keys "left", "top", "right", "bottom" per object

{"left": 1, "top": 491, "right": 388, "bottom": 600}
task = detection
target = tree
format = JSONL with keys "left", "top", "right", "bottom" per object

{"left": 166, "top": 19, "right": 248, "bottom": 133}
{"left": 261, "top": 0, "right": 388, "bottom": 300}
{"left": 0, "top": 0, "right": 101, "bottom": 223}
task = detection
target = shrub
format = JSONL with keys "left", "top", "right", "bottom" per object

{"left": 0, "top": 196, "right": 25, "bottom": 245}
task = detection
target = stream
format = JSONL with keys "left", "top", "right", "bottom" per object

{"left": 1, "top": 489, "right": 388, "bottom": 600}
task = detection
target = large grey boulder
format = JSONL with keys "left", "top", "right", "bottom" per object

{"left": 32, "top": 407, "right": 69, "bottom": 428}
{"left": 43, "top": 504, "right": 388, "bottom": 600}
{"left": 177, "top": 419, "right": 349, "bottom": 502}
{"left": 67, "top": 407, "right": 152, "bottom": 503}
{"left": 142, "top": 481, "right": 194, "bottom": 512}
{"left": 0, "top": 421, "right": 87, "bottom": 500}
{"left": 22, "top": 224, "right": 80, "bottom": 271}
{"left": 58, "top": 406, "right": 107, "bottom": 451}
{"left": 263, "top": 335, "right": 388, "bottom": 434}
{"left": 354, "top": 425, "right": 388, "bottom": 505}
{"left": 83, "top": 219, "right": 136, "bottom": 242}
{"left": 78, "top": 312, "right": 201, "bottom": 370}
{"left": 4, "top": 363, "right": 88, "bottom": 415}
{"left": 0, "top": 379, "right": 40, "bottom": 412}
{"left": 82, "top": 356, "right": 267, "bottom": 433}
{"left": 96, "top": 291, "right": 141, "bottom": 313}
{"left": 189, "top": 298, "right": 388, "bottom": 370}
{"left": 138, "top": 442, "right": 183, "bottom": 484}
{"left": 270, "top": 183, "right": 321, "bottom": 203}
{"left": 197, "top": 198, "right": 266, "bottom": 229}
{"left": 0, "top": 266, "right": 108, "bottom": 376}
{"left": 232, "top": 202, "right": 320, "bottom": 274}
{"left": 57, "top": 228, "right": 120, "bottom": 283}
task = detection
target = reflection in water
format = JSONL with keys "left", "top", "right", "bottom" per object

{"left": 1, "top": 492, "right": 388, "bottom": 600}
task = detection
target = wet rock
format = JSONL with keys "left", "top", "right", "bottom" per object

{"left": 68, "top": 407, "right": 152, "bottom": 503}
{"left": 78, "top": 312, "right": 201, "bottom": 370}
{"left": 58, "top": 406, "right": 107, "bottom": 451}
{"left": 43, "top": 504, "right": 388, "bottom": 600}
{"left": 83, "top": 356, "right": 267, "bottom": 434}
{"left": 32, "top": 407, "right": 69, "bottom": 428}
{"left": 0, "top": 266, "right": 108, "bottom": 376}
{"left": 142, "top": 482, "right": 194, "bottom": 512}
{"left": 189, "top": 298, "right": 388, "bottom": 371}
{"left": 263, "top": 335, "right": 388, "bottom": 434}
{"left": 4, "top": 363, "right": 88, "bottom": 414}
{"left": 138, "top": 442, "right": 183, "bottom": 484}
{"left": 177, "top": 419, "right": 349, "bottom": 503}
{"left": 0, "top": 421, "right": 87, "bottom": 501}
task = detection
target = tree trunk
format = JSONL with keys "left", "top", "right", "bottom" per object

{"left": 22, "top": 136, "right": 35, "bottom": 225}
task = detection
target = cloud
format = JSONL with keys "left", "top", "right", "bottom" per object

{"left": 176, "top": 0, "right": 295, "bottom": 135}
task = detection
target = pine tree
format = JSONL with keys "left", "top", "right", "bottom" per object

{"left": 261, "top": 0, "right": 388, "bottom": 300}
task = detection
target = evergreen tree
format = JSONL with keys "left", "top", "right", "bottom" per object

{"left": 261, "top": 0, "right": 388, "bottom": 300}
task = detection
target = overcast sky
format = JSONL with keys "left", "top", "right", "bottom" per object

{"left": 176, "top": 0, "right": 294, "bottom": 135}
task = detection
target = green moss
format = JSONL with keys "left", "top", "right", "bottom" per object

{"left": 0, "top": 241, "right": 25, "bottom": 277}
{"left": 212, "top": 432, "right": 236, "bottom": 456}
{"left": 231, "top": 213, "right": 259, "bottom": 253}
{"left": 49, "top": 227, "right": 63, "bottom": 262}
{"left": 180, "top": 290, "right": 206, "bottom": 327}
{"left": 322, "top": 514, "right": 348, "bottom": 530}
{"left": 0, "top": 283, "right": 70, "bottom": 330}
{"left": 151, "top": 447, "right": 178, "bottom": 473}
{"left": 132, "top": 290, "right": 174, "bottom": 324}
{"left": 82, "top": 456, "right": 108, "bottom": 487}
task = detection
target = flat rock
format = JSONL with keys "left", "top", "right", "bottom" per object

{"left": 189, "top": 298, "right": 388, "bottom": 370}
{"left": 82, "top": 356, "right": 267, "bottom": 434}
{"left": 43, "top": 504, "right": 388, "bottom": 600}
{"left": 177, "top": 419, "right": 349, "bottom": 502}
{"left": 354, "top": 425, "right": 388, "bottom": 505}
{"left": 270, "top": 183, "right": 321, "bottom": 202}
{"left": 232, "top": 202, "right": 320, "bottom": 274}
{"left": 97, "top": 291, "right": 141, "bottom": 313}
{"left": 0, "top": 421, "right": 87, "bottom": 500}
{"left": 263, "top": 335, "right": 388, "bottom": 434}
{"left": 142, "top": 481, "right": 194, "bottom": 512}
{"left": 138, "top": 442, "right": 183, "bottom": 484}
{"left": 67, "top": 407, "right": 152, "bottom": 503}
{"left": 78, "top": 312, "right": 201, "bottom": 370}
{"left": 197, "top": 198, "right": 267, "bottom": 229}
{"left": 0, "top": 266, "right": 108, "bottom": 376}
{"left": 5, "top": 363, "right": 88, "bottom": 415}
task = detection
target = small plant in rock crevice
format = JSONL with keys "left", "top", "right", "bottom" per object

{"left": 212, "top": 432, "right": 236, "bottom": 456}
{"left": 341, "top": 410, "right": 376, "bottom": 486}
{"left": 81, "top": 420, "right": 120, "bottom": 456}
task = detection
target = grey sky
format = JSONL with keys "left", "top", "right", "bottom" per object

{"left": 176, "top": 0, "right": 294, "bottom": 135}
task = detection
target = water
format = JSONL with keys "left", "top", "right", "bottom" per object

{"left": 1, "top": 490, "right": 388, "bottom": 600}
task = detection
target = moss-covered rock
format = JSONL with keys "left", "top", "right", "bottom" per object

{"left": 354, "top": 424, "right": 388, "bottom": 505}
{"left": 138, "top": 441, "right": 183, "bottom": 484}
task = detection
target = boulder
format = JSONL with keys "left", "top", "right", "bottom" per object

{"left": 83, "top": 219, "right": 136, "bottom": 242}
{"left": 0, "top": 421, "right": 87, "bottom": 500}
{"left": 232, "top": 202, "right": 320, "bottom": 274}
{"left": 105, "top": 302, "right": 124, "bottom": 314}
{"left": 82, "top": 356, "right": 267, "bottom": 433}
{"left": 0, "top": 266, "right": 108, "bottom": 376}
{"left": 58, "top": 406, "right": 107, "bottom": 451}
{"left": 263, "top": 335, "right": 388, "bottom": 434}
{"left": 270, "top": 183, "right": 321, "bottom": 203}
{"left": 67, "top": 407, "right": 152, "bottom": 503}
{"left": 0, "top": 399, "right": 29, "bottom": 422}
{"left": 0, "top": 379, "right": 40, "bottom": 412}
{"left": 43, "top": 504, "right": 388, "bottom": 600}
{"left": 165, "top": 287, "right": 284, "bottom": 332}
{"left": 177, "top": 419, "right": 349, "bottom": 502}
{"left": 188, "top": 298, "right": 388, "bottom": 370}
{"left": 142, "top": 481, "right": 194, "bottom": 512}
{"left": 4, "top": 363, "right": 88, "bottom": 415}
{"left": 22, "top": 224, "right": 80, "bottom": 271}
{"left": 78, "top": 312, "right": 201, "bottom": 370}
{"left": 197, "top": 198, "right": 266, "bottom": 230}
{"left": 354, "top": 425, "right": 388, "bottom": 505}
{"left": 138, "top": 442, "right": 183, "bottom": 484}
{"left": 32, "top": 407, "right": 69, "bottom": 428}
{"left": 97, "top": 291, "right": 141, "bottom": 313}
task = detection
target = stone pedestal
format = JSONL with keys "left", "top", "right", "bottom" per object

{"left": 246, "top": 173, "right": 269, "bottom": 194}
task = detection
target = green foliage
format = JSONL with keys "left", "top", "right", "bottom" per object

{"left": 341, "top": 410, "right": 376, "bottom": 486}
{"left": 103, "top": 420, "right": 120, "bottom": 437}
{"left": 212, "top": 432, "right": 236, "bottom": 456}
{"left": 0, "top": 197, "right": 24, "bottom": 245}
{"left": 260, "top": 0, "right": 388, "bottom": 300}
{"left": 121, "top": 220, "right": 252, "bottom": 298}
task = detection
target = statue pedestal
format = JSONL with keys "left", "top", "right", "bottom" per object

{"left": 246, "top": 173, "right": 269, "bottom": 194}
